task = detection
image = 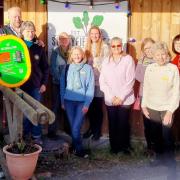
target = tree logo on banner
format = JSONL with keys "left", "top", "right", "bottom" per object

{"left": 0, "top": 35, "right": 31, "bottom": 88}
{"left": 73, "top": 11, "right": 104, "bottom": 35}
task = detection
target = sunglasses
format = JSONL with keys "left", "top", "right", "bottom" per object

{"left": 111, "top": 44, "right": 122, "bottom": 48}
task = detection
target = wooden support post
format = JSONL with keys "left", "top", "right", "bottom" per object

{"left": 0, "top": 86, "right": 38, "bottom": 126}
{"left": 16, "top": 88, "right": 55, "bottom": 124}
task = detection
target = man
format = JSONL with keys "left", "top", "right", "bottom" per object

{"left": 0, "top": 6, "right": 44, "bottom": 46}
{"left": 0, "top": 7, "right": 22, "bottom": 36}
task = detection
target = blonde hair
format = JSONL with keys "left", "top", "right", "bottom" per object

{"left": 141, "top": 38, "right": 155, "bottom": 52}
{"left": 85, "top": 26, "right": 103, "bottom": 59}
{"left": 68, "top": 46, "right": 87, "bottom": 64}
{"left": 20, "top": 21, "right": 35, "bottom": 34}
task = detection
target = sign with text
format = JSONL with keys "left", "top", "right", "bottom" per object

{"left": 0, "top": 35, "right": 31, "bottom": 87}
{"left": 48, "top": 1, "right": 128, "bottom": 58}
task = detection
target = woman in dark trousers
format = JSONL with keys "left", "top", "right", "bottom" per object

{"left": 20, "top": 21, "right": 49, "bottom": 145}
{"left": 100, "top": 37, "right": 135, "bottom": 154}
{"left": 84, "top": 26, "right": 109, "bottom": 140}
{"left": 142, "top": 42, "right": 179, "bottom": 179}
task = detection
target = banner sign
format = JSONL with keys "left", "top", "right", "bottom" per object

{"left": 48, "top": 1, "right": 128, "bottom": 58}
{"left": 0, "top": 35, "right": 31, "bottom": 87}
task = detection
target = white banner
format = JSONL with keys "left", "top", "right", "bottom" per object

{"left": 48, "top": 1, "right": 128, "bottom": 57}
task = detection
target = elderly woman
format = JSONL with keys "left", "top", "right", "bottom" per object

{"left": 48, "top": 32, "right": 71, "bottom": 139}
{"left": 142, "top": 42, "right": 179, "bottom": 168}
{"left": 99, "top": 37, "right": 135, "bottom": 154}
{"left": 20, "top": 21, "right": 49, "bottom": 145}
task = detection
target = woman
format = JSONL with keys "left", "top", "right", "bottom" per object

{"left": 84, "top": 26, "right": 109, "bottom": 140}
{"left": 142, "top": 42, "right": 179, "bottom": 168}
{"left": 48, "top": 32, "right": 71, "bottom": 138}
{"left": 20, "top": 21, "right": 49, "bottom": 145}
{"left": 60, "top": 46, "right": 94, "bottom": 158}
{"left": 135, "top": 38, "right": 155, "bottom": 154}
{"left": 99, "top": 37, "right": 135, "bottom": 154}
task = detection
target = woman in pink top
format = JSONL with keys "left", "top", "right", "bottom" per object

{"left": 99, "top": 37, "right": 135, "bottom": 154}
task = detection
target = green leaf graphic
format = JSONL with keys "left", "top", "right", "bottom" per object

{"left": 73, "top": 17, "right": 83, "bottom": 29}
{"left": 82, "top": 11, "right": 89, "bottom": 26}
{"left": 91, "top": 16, "right": 104, "bottom": 26}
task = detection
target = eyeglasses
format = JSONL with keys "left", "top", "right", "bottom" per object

{"left": 111, "top": 44, "right": 122, "bottom": 48}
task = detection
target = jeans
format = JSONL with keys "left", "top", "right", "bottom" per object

{"left": 23, "top": 88, "right": 42, "bottom": 138}
{"left": 64, "top": 100, "right": 85, "bottom": 153}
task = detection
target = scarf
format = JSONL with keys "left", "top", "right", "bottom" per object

{"left": 24, "top": 40, "right": 33, "bottom": 48}
{"left": 68, "top": 62, "right": 84, "bottom": 90}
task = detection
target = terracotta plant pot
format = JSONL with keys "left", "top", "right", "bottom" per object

{"left": 3, "top": 144, "right": 42, "bottom": 180}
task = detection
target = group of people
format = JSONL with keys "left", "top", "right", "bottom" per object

{"left": 1, "top": 7, "right": 180, "bottom": 168}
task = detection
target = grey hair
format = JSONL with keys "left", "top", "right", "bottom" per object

{"left": 151, "top": 42, "right": 169, "bottom": 56}
{"left": 110, "top": 37, "right": 122, "bottom": 45}
{"left": 20, "top": 21, "right": 36, "bottom": 34}
{"left": 151, "top": 42, "right": 171, "bottom": 62}
{"left": 8, "top": 6, "right": 21, "bottom": 15}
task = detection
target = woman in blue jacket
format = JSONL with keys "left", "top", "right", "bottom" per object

{"left": 60, "top": 46, "right": 94, "bottom": 158}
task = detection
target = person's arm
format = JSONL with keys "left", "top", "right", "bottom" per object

{"left": 83, "top": 66, "right": 95, "bottom": 111}
{"left": 60, "top": 66, "right": 66, "bottom": 108}
{"left": 116, "top": 56, "right": 135, "bottom": 102}
{"left": 39, "top": 48, "right": 49, "bottom": 93}
{"left": 99, "top": 63, "right": 114, "bottom": 104}
{"left": 141, "top": 67, "right": 150, "bottom": 119}
{"left": 167, "top": 66, "right": 180, "bottom": 113}
{"left": 135, "top": 63, "right": 145, "bottom": 83}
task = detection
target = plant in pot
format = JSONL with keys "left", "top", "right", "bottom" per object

{"left": 3, "top": 135, "right": 42, "bottom": 180}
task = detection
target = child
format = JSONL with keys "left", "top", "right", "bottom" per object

{"left": 60, "top": 46, "right": 94, "bottom": 158}
{"left": 135, "top": 38, "right": 155, "bottom": 154}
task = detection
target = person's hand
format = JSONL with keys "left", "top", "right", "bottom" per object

{"left": 37, "top": 39, "right": 45, "bottom": 47}
{"left": 112, "top": 96, "right": 122, "bottom": 106}
{"left": 163, "top": 111, "right": 173, "bottom": 127}
{"left": 82, "top": 106, "right": 88, "bottom": 114}
{"left": 0, "top": 34, "right": 6, "bottom": 36}
{"left": 142, "top": 107, "right": 150, "bottom": 119}
{"left": 39, "top": 84, "right": 46, "bottom": 93}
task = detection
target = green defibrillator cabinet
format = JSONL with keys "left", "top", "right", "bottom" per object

{"left": 0, "top": 35, "right": 31, "bottom": 87}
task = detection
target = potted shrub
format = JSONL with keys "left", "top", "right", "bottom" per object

{"left": 3, "top": 137, "right": 42, "bottom": 180}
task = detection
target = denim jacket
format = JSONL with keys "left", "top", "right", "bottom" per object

{"left": 50, "top": 47, "right": 67, "bottom": 84}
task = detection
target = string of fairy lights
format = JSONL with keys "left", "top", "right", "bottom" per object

{"left": 40, "top": 0, "right": 132, "bottom": 16}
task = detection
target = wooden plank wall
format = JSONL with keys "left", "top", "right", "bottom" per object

{"left": 4, "top": 0, "right": 47, "bottom": 44}
{"left": 3, "top": 0, "right": 180, "bottom": 138}
{"left": 129, "top": 0, "right": 180, "bottom": 61}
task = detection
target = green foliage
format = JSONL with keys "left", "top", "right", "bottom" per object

{"left": 72, "top": 11, "right": 104, "bottom": 35}
{"left": 91, "top": 16, "right": 104, "bottom": 26}
{"left": 82, "top": 11, "right": 89, "bottom": 26}
{"left": 73, "top": 17, "right": 84, "bottom": 29}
